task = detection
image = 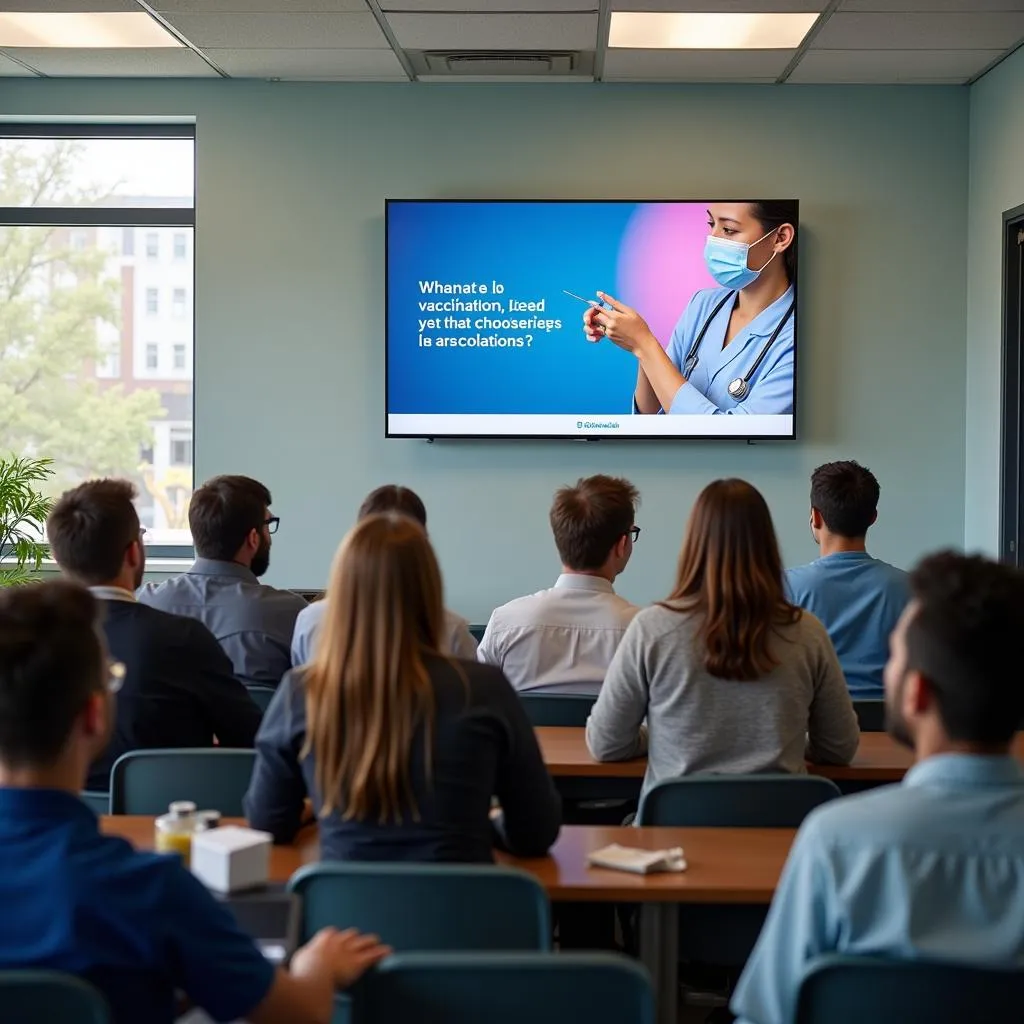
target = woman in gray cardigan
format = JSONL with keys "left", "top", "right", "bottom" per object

{"left": 586, "top": 478, "right": 859, "bottom": 804}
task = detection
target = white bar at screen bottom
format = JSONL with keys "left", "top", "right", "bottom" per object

{"left": 388, "top": 414, "right": 793, "bottom": 437}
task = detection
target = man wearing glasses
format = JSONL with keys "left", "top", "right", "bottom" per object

{"left": 477, "top": 474, "right": 641, "bottom": 696}
{"left": 139, "top": 475, "right": 306, "bottom": 688}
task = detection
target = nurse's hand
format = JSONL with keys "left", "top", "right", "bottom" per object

{"left": 593, "top": 292, "right": 657, "bottom": 355}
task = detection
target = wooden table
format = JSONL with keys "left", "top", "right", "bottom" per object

{"left": 101, "top": 817, "right": 795, "bottom": 1024}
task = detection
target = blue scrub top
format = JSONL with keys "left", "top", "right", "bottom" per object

{"left": 664, "top": 285, "right": 795, "bottom": 415}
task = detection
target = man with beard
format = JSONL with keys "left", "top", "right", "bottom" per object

{"left": 730, "top": 550, "right": 1024, "bottom": 1024}
{"left": 48, "top": 479, "right": 261, "bottom": 792}
{"left": 138, "top": 474, "right": 305, "bottom": 688}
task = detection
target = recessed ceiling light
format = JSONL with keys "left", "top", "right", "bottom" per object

{"left": 609, "top": 12, "right": 819, "bottom": 50}
{"left": 0, "top": 12, "right": 181, "bottom": 48}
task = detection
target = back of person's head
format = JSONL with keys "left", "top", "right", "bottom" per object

{"left": 303, "top": 513, "right": 445, "bottom": 824}
{"left": 810, "top": 460, "right": 880, "bottom": 539}
{"left": 893, "top": 551, "right": 1024, "bottom": 746}
{"left": 0, "top": 582, "right": 105, "bottom": 769}
{"left": 667, "top": 478, "right": 797, "bottom": 681}
{"left": 189, "top": 475, "right": 271, "bottom": 561}
{"left": 47, "top": 479, "right": 141, "bottom": 586}
{"left": 358, "top": 485, "right": 427, "bottom": 528}
{"left": 549, "top": 475, "right": 640, "bottom": 571}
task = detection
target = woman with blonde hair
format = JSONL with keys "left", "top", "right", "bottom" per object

{"left": 245, "top": 513, "right": 561, "bottom": 861}
{"left": 586, "top": 478, "right": 859, "bottom": 803}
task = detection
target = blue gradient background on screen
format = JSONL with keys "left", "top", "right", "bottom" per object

{"left": 386, "top": 201, "right": 722, "bottom": 415}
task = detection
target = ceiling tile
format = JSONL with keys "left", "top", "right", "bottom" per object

{"left": 160, "top": 11, "right": 388, "bottom": 48}
{"left": 11, "top": 46, "right": 218, "bottom": 75}
{"left": 814, "top": 12, "right": 1024, "bottom": 50}
{"left": 0, "top": 51, "right": 37, "bottom": 74}
{"left": 612, "top": 0, "right": 826, "bottom": 10}
{"left": 157, "top": 0, "right": 369, "bottom": 10}
{"left": 789, "top": 47, "right": 1004, "bottom": 82}
{"left": 0, "top": 0, "right": 139, "bottom": 10}
{"left": 386, "top": 12, "right": 597, "bottom": 49}
{"left": 841, "top": 0, "right": 1022, "bottom": 11}
{"left": 380, "top": 0, "right": 596, "bottom": 9}
{"left": 210, "top": 46, "right": 406, "bottom": 78}
{"left": 603, "top": 47, "right": 791, "bottom": 79}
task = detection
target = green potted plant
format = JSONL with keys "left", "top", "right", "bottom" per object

{"left": 0, "top": 455, "right": 55, "bottom": 587}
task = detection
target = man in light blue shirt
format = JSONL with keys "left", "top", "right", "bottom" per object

{"left": 786, "top": 461, "right": 909, "bottom": 698}
{"left": 731, "top": 550, "right": 1024, "bottom": 1024}
{"left": 291, "top": 484, "right": 477, "bottom": 666}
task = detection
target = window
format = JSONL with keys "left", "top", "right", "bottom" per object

{"left": 0, "top": 125, "right": 197, "bottom": 552}
{"left": 172, "top": 287, "right": 186, "bottom": 318}
{"left": 174, "top": 233, "right": 187, "bottom": 260}
{"left": 173, "top": 343, "right": 186, "bottom": 370}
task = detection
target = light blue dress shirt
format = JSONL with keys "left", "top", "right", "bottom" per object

{"left": 664, "top": 285, "right": 795, "bottom": 415}
{"left": 786, "top": 552, "right": 909, "bottom": 699}
{"left": 731, "top": 754, "right": 1024, "bottom": 1024}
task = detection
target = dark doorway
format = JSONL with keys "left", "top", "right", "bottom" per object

{"left": 1000, "top": 203, "right": 1024, "bottom": 566}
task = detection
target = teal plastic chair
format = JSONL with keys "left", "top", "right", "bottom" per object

{"left": 469, "top": 624, "right": 486, "bottom": 643}
{"left": 356, "top": 953, "right": 654, "bottom": 1024}
{"left": 796, "top": 955, "right": 1024, "bottom": 1024}
{"left": 79, "top": 791, "right": 110, "bottom": 815}
{"left": 0, "top": 971, "right": 111, "bottom": 1023}
{"left": 288, "top": 863, "right": 551, "bottom": 951}
{"left": 637, "top": 774, "right": 841, "bottom": 968}
{"left": 246, "top": 685, "right": 276, "bottom": 713}
{"left": 853, "top": 700, "right": 885, "bottom": 731}
{"left": 109, "top": 748, "right": 256, "bottom": 815}
{"left": 519, "top": 693, "right": 597, "bottom": 727}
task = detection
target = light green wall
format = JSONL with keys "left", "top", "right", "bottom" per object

{"left": 966, "top": 47, "right": 1024, "bottom": 554}
{"left": 2, "top": 81, "right": 969, "bottom": 621}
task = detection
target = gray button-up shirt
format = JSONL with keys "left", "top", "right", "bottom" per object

{"left": 138, "top": 558, "right": 306, "bottom": 688}
{"left": 477, "top": 574, "right": 639, "bottom": 695}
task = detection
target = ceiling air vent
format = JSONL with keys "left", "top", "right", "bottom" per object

{"left": 409, "top": 50, "right": 594, "bottom": 79}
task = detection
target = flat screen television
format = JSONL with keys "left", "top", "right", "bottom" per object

{"left": 385, "top": 199, "right": 798, "bottom": 440}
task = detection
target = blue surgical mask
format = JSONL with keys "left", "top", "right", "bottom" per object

{"left": 704, "top": 229, "right": 778, "bottom": 290}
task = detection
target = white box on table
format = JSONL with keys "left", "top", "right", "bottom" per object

{"left": 190, "top": 826, "right": 272, "bottom": 894}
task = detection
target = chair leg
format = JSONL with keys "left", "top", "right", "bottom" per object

{"left": 639, "top": 903, "right": 679, "bottom": 1024}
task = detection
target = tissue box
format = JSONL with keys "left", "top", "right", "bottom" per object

{"left": 191, "top": 826, "right": 272, "bottom": 894}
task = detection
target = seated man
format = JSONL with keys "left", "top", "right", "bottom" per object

{"left": 786, "top": 460, "right": 909, "bottom": 699}
{"left": 478, "top": 475, "right": 640, "bottom": 695}
{"left": 139, "top": 475, "right": 306, "bottom": 687}
{"left": 291, "top": 484, "right": 477, "bottom": 665}
{"left": 47, "top": 479, "right": 262, "bottom": 792}
{"left": 731, "top": 551, "right": 1024, "bottom": 1024}
{"left": 0, "top": 581, "right": 389, "bottom": 1024}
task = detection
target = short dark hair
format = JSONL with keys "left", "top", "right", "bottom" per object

{"left": 189, "top": 475, "right": 272, "bottom": 561}
{"left": 358, "top": 485, "right": 427, "bottom": 527}
{"left": 906, "top": 551, "right": 1024, "bottom": 745}
{"left": 750, "top": 200, "right": 798, "bottom": 282}
{"left": 549, "top": 475, "right": 639, "bottom": 571}
{"left": 0, "top": 582, "right": 105, "bottom": 768}
{"left": 810, "top": 460, "right": 880, "bottom": 538}
{"left": 47, "top": 479, "right": 139, "bottom": 585}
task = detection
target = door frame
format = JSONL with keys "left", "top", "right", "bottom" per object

{"left": 999, "top": 202, "right": 1024, "bottom": 566}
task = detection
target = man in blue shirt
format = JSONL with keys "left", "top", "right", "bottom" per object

{"left": 0, "top": 581, "right": 389, "bottom": 1024}
{"left": 786, "top": 461, "right": 909, "bottom": 698}
{"left": 731, "top": 551, "right": 1024, "bottom": 1024}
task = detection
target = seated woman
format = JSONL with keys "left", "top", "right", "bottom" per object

{"left": 244, "top": 512, "right": 561, "bottom": 862}
{"left": 586, "top": 478, "right": 859, "bottom": 803}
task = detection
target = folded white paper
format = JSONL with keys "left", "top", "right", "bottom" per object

{"left": 587, "top": 843, "right": 687, "bottom": 875}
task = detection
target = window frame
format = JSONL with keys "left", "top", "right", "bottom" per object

{"left": 0, "top": 122, "right": 196, "bottom": 560}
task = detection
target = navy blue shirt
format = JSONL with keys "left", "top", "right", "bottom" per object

{"left": 0, "top": 788, "right": 275, "bottom": 1024}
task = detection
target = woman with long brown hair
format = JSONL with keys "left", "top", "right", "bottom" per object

{"left": 244, "top": 513, "right": 561, "bottom": 862}
{"left": 586, "top": 479, "right": 858, "bottom": 803}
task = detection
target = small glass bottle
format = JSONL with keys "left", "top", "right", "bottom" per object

{"left": 155, "top": 801, "right": 198, "bottom": 865}
{"left": 196, "top": 810, "right": 221, "bottom": 831}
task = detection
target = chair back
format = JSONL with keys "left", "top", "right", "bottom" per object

{"left": 0, "top": 971, "right": 111, "bottom": 1023}
{"left": 356, "top": 952, "right": 653, "bottom": 1024}
{"left": 109, "top": 748, "right": 256, "bottom": 815}
{"left": 519, "top": 693, "right": 597, "bottom": 727}
{"left": 853, "top": 700, "right": 885, "bottom": 731}
{"left": 79, "top": 791, "right": 110, "bottom": 815}
{"left": 796, "top": 955, "right": 1024, "bottom": 1024}
{"left": 469, "top": 624, "right": 486, "bottom": 643}
{"left": 638, "top": 773, "right": 841, "bottom": 827}
{"left": 246, "top": 685, "right": 276, "bottom": 713}
{"left": 288, "top": 863, "right": 551, "bottom": 951}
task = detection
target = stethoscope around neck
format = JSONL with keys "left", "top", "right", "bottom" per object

{"left": 681, "top": 291, "right": 796, "bottom": 402}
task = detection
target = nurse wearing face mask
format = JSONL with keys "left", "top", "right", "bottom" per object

{"left": 583, "top": 201, "right": 797, "bottom": 415}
